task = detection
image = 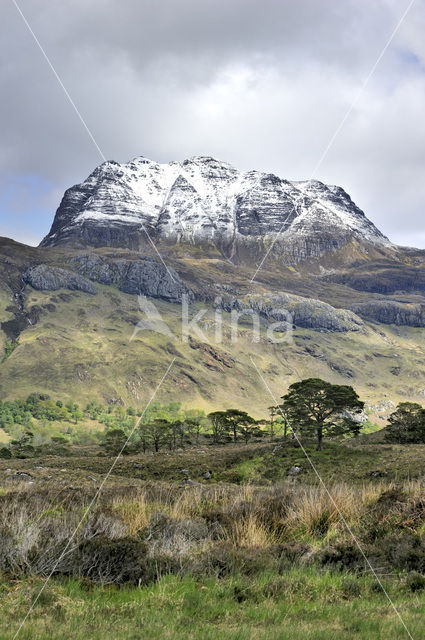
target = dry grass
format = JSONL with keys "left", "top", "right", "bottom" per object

{"left": 0, "top": 478, "right": 424, "bottom": 584}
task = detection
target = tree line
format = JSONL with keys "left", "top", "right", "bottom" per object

{"left": 1, "top": 379, "right": 425, "bottom": 458}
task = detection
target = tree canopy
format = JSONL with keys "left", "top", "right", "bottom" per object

{"left": 385, "top": 402, "right": 425, "bottom": 444}
{"left": 281, "top": 378, "right": 364, "bottom": 449}
{"left": 207, "top": 409, "right": 256, "bottom": 444}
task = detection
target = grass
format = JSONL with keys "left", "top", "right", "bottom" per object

{"left": 1, "top": 570, "right": 425, "bottom": 640}
{"left": 1, "top": 441, "right": 425, "bottom": 639}
{"left": 2, "top": 438, "right": 425, "bottom": 486}
{"left": 1, "top": 339, "right": 19, "bottom": 363}
{"left": 1, "top": 470, "right": 425, "bottom": 577}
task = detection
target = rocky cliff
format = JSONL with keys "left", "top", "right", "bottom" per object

{"left": 40, "top": 156, "right": 390, "bottom": 261}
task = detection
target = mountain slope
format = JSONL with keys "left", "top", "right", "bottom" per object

{"left": 2, "top": 275, "right": 425, "bottom": 421}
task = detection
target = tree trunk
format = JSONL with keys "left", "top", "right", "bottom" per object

{"left": 317, "top": 426, "right": 323, "bottom": 451}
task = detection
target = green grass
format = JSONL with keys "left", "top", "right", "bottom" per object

{"left": 2, "top": 570, "right": 424, "bottom": 640}
{"left": 216, "top": 440, "right": 425, "bottom": 484}
{"left": 1, "top": 339, "right": 19, "bottom": 363}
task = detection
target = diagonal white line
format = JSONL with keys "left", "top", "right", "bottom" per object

{"left": 250, "top": 356, "right": 415, "bottom": 640}
{"left": 142, "top": 228, "right": 178, "bottom": 283}
{"left": 10, "top": 0, "right": 106, "bottom": 162}
{"left": 250, "top": 0, "right": 416, "bottom": 283}
{"left": 12, "top": 358, "right": 176, "bottom": 640}
{"left": 310, "top": 0, "right": 417, "bottom": 180}
{"left": 11, "top": 0, "right": 179, "bottom": 284}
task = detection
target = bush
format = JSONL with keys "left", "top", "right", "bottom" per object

{"left": 196, "top": 543, "right": 274, "bottom": 578}
{"left": 404, "top": 571, "right": 425, "bottom": 592}
{"left": 70, "top": 537, "right": 149, "bottom": 585}
{"left": 216, "top": 469, "right": 245, "bottom": 484}
{"left": 319, "top": 543, "right": 364, "bottom": 572}
{"left": 382, "top": 533, "right": 425, "bottom": 573}
{"left": 341, "top": 576, "right": 363, "bottom": 599}
{"left": 272, "top": 543, "right": 310, "bottom": 571}
{"left": 0, "top": 447, "right": 11, "bottom": 459}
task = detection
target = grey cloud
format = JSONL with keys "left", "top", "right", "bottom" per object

{"left": 0, "top": 0, "right": 424, "bottom": 247}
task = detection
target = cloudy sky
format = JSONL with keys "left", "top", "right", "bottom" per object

{"left": 1, "top": 0, "right": 424, "bottom": 247}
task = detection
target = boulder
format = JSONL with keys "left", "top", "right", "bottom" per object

{"left": 287, "top": 465, "right": 302, "bottom": 476}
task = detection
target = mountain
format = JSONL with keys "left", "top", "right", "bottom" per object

{"left": 40, "top": 156, "right": 390, "bottom": 261}
{"left": 2, "top": 155, "right": 425, "bottom": 418}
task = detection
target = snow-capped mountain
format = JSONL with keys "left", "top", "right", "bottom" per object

{"left": 41, "top": 156, "right": 390, "bottom": 259}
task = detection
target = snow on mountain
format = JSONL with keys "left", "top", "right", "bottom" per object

{"left": 40, "top": 156, "right": 391, "bottom": 255}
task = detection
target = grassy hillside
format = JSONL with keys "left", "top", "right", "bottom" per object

{"left": 1, "top": 283, "right": 425, "bottom": 419}
{"left": 1, "top": 236, "right": 425, "bottom": 420}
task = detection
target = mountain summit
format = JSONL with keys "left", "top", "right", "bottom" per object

{"left": 40, "top": 156, "right": 390, "bottom": 261}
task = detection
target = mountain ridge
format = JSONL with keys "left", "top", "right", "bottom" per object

{"left": 40, "top": 155, "right": 390, "bottom": 261}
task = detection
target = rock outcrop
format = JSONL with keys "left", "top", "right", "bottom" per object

{"left": 69, "top": 253, "right": 190, "bottom": 302}
{"left": 352, "top": 300, "right": 425, "bottom": 327}
{"left": 222, "top": 293, "right": 364, "bottom": 332}
{"left": 326, "top": 266, "right": 425, "bottom": 294}
{"left": 21, "top": 255, "right": 190, "bottom": 303}
{"left": 22, "top": 265, "right": 97, "bottom": 294}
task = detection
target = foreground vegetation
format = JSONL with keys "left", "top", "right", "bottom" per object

{"left": 1, "top": 379, "right": 425, "bottom": 638}
{"left": 2, "top": 476, "right": 425, "bottom": 579}
{"left": 2, "top": 570, "right": 425, "bottom": 640}
{"left": 1, "top": 470, "right": 425, "bottom": 639}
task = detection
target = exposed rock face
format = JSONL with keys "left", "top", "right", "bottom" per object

{"left": 222, "top": 293, "right": 364, "bottom": 332}
{"left": 352, "top": 300, "right": 425, "bottom": 327}
{"left": 21, "top": 255, "right": 189, "bottom": 303}
{"left": 326, "top": 266, "right": 425, "bottom": 294}
{"left": 69, "top": 253, "right": 190, "bottom": 302}
{"left": 40, "top": 156, "right": 390, "bottom": 261}
{"left": 22, "top": 265, "right": 97, "bottom": 294}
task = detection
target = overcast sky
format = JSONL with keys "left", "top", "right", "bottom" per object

{"left": 1, "top": 0, "right": 424, "bottom": 247}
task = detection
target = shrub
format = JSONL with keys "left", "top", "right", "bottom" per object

{"left": 382, "top": 533, "right": 425, "bottom": 573}
{"left": 404, "top": 571, "right": 425, "bottom": 592}
{"left": 319, "top": 543, "right": 364, "bottom": 572}
{"left": 272, "top": 543, "right": 310, "bottom": 571}
{"left": 341, "top": 576, "right": 363, "bottom": 599}
{"left": 70, "top": 537, "right": 149, "bottom": 585}
{"left": 197, "top": 542, "right": 274, "bottom": 578}
{"left": 0, "top": 447, "right": 11, "bottom": 459}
